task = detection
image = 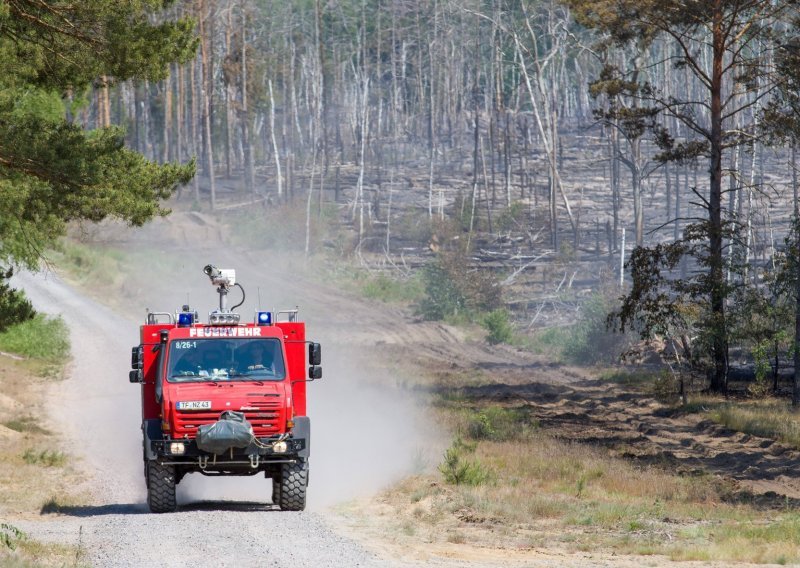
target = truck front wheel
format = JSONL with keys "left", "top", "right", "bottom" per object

{"left": 147, "top": 461, "right": 177, "bottom": 513}
{"left": 271, "top": 477, "right": 280, "bottom": 505}
{"left": 277, "top": 461, "right": 307, "bottom": 511}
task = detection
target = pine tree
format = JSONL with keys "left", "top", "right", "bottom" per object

{"left": 762, "top": 27, "right": 800, "bottom": 405}
{"left": 571, "top": 0, "right": 800, "bottom": 392}
{"left": 0, "top": 1, "right": 197, "bottom": 321}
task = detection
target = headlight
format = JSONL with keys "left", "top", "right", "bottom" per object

{"left": 169, "top": 442, "right": 186, "bottom": 455}
{"left": 272, "top": 441, "right": 288, "bottom": 453}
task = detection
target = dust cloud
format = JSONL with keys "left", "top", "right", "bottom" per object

{"left": 16, "top": 269, "right": 147, "bottom": 505}
{"left": 31, "top": 218, "right": 436, "bottom": 510}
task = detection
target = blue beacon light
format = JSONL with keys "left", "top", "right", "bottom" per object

{"left": 177, "top": 312, "right": 194, "bottom": 327}
{"left": 257, "top": 311, "right": 272, "bottom": 325}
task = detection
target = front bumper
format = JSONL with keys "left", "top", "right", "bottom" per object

{"left": 151, "top": 436, "right": 305, "bottom": 461}
{"left": 142, "top": 416, "right": 310, "bottom": 469}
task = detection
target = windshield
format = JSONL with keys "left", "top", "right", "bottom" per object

{"left": 166, "top": 338, "right": 286, "bottom": 382}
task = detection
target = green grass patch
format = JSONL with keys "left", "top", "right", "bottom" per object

{"left": 663, "top": 514, "right": 800, "bottom": 564}
{"left": 517, "top": 293, "right": 631, "bottom": 363}
{"left": 0, "top": 523, "right": 25, "bottom": 552}
{"left": 3, "top": 416, "right": 50, "bottom": 435}
{"left": 22, "top": 449, "right": 66, "bottom": 468}
{"left": 0, "top": 315, "right": 69, "bottom": 362}
{"left": 469, "top": 436, "right": 800, "bottom": 560}
{"left": 383, "top": 421, "right": 800, "bottom": 563}
{"left": 50, "top": 239, "right": 127, "bottom": 290}
{"left": 361, "top": 273, "right": 424, "bottom": 303}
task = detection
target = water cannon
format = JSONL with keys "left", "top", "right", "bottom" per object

{"left": 203, "top": 264, "right": 244, "bottom": 319}
{"left": 203, "top": 265, "right": 236, "bottom": 288}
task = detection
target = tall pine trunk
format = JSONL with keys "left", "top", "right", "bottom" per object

{"left": 708, "top": 1, "right": 728, "bottom": 393}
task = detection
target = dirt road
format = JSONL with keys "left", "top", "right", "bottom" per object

{"left": 13, "top": 268, "right": 405, "bottom": 567}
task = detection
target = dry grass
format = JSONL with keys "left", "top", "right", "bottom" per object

{"left": 704, "top": 399, "right": 800, "bottom": 449}
{"left": 0, "top": 357, "right": 87, "bottom": 515}
{"left": 0, "top": 352, "right": 87, "bottom": 568}
{"left": 352, "top": 427, "right": 800, "bottom": 565}
{"left": 0, "top": 526, "right": 86, "bottom": 567}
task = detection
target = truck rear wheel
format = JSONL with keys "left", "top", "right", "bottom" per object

{"left": 147, "top": 461, "right": 177, "bottom": 513}
{"left": 277, "top": 461, "right": 307, "bottom": 511}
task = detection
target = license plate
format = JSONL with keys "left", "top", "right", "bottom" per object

{"left": 177, "top": 400, "right": 211, "bottom": 410}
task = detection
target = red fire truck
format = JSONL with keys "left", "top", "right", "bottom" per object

{"left": 130, "top": 265, "right": 321, "bottom": 513}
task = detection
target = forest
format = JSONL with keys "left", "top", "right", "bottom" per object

{"left": 7, "top": 2, "right": 800, "bottom": 564}
{"left": 5, "top": 0, "right": 800, "bottom": 397}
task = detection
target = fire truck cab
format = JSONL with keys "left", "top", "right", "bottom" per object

{"left": 129, "top": 265, "right": 321, "bottom": 513}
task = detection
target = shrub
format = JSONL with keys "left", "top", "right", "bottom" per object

{"left": 0, "top": 524, "right": 25, "bottom": 551}
{"left": 417, "top": 249, "right": 501, "bottom": 321}
{"left": 465, "top": 406, "right": 536, "bottom": 441}
{"left": 439, "top": 437, "right": 491, "bottom": 486}
{"left": 748, "top": 340, "right": 773, "bottom": 398}
{"left": 417, "top": 261, "right": 465, "bottom": 320}
{"left": 0, "top": 270, "right": 35, "bottom": 333}
{"left": 652, "top": 369, "right": 682, "bottom": 402}
{"left": 563, "top": 293, "right": 629, "bottom": 364}
{"left": 494, "top": 201, "right": 527, "bottom": 232}
{"left": 482, "top": 309, "right": 513, "bottom": 344}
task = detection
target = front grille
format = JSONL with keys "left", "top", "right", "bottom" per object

{"left": 174, "top": 402, "right": 283, "bottom": 437}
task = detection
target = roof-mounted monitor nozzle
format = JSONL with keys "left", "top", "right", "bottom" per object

{"left": 203, "top": 264, "right": 236, "bottom": 288}
{"left": 203, "top": 264, "right": 237, "bottom": 312}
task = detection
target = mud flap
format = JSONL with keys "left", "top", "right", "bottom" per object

{"left": 142, "top": 419, "right": 162, "bottom": 460}
{"left": 293, "top": 416, "right": 310, "bottom": 459}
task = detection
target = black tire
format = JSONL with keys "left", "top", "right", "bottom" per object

{"left": 278, "top": 461, "right": 307, "bottom": 511}
{"left": 147, "top": 461, "right": 177, "bottom": 513}
{"left": 271, "top": 477, "right": 281, "bottom": 505}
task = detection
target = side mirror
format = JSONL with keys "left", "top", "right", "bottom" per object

{"left": 131, "top": 346, "right": 143, "bottom": 369}
{"left": 129, "top": 369, "right": 142, "bottom": 383}
{"left": 308, "top": 366, "right": 322, "bottom": 380}
{"left": 309, "top": 343, "right": 322, "bottom": 366}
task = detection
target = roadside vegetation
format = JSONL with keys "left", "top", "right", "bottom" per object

{"left": 676, "top": 397, "right": 800, "bottom": 451}
{"left": 0, "top": 312, "right": 86, "bottom": 567}
{"left": 376, "top": 433, "right": 800, "bottom": 564}
{"left": 0, "top": 315, "right": 70, "bottom": 364}
{"left": 332, "top": 396, "right": 800, "bottom": 565}
{"left": 709, "top": 402, "right": 800, "bottom": 448}
{"left": 0, "top": 522, "right": 84, "bottom": 568}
